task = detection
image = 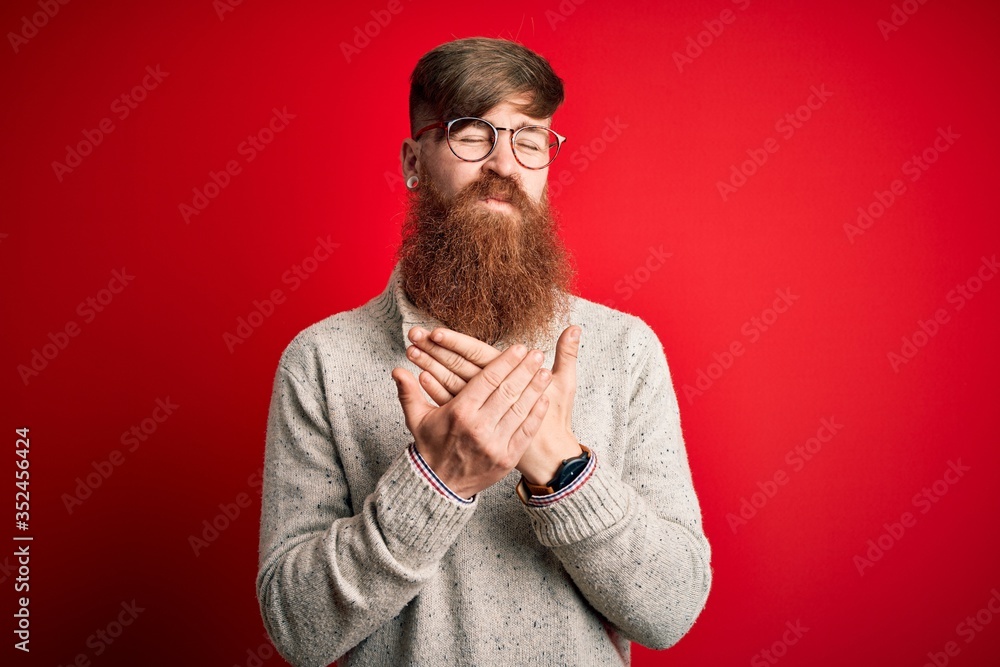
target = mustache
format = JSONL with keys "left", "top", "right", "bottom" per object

{"left": 458, "top": 172, "right": 534, "bottom": 209}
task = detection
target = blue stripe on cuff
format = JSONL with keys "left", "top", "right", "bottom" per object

{"left": 408, "top": 443, "right": 476, "bottom": 505}
{"left": 524, "top": 450, "right": 598, "bottom": 508}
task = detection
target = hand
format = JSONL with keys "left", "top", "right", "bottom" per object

{"left": 403, "top": 325, "right": 583, "bottom": 486}
{"left": 392, "top": 343, "right": 553, "bottom": 498}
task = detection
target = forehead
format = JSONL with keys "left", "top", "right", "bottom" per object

{"left": 478, "top": 95, "right": 552, "bottom": 127}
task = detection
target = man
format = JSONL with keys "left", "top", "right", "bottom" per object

{"left": 256, "top": 37, "right": 711, "bottom": 667}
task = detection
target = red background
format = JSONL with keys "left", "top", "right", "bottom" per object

{"left": 4, "top": 0, "right": 999, "bottom": 665}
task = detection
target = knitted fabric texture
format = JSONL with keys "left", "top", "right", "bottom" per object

{"left": 256, "top": 262, "right": 712, "bottom": 667}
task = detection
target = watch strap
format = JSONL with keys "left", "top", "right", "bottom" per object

{"left": 519, "top": 444, "right": 591, "bottom": 499}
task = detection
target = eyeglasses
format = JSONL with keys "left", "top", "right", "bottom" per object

{"left": 414, "top": 117, "right": 567, "bottom": 170}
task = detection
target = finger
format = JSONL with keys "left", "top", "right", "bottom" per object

{"left": 552, "top": 325, "right": 581, "bottom": 386}
{"left": 479, "top": 349, "right": 547, "bottom": 428}
{"left": 506, "top": 390, "right": 550, "bottom": 458}
{"left": 456, "top": 343, "right": 531, "bottom": 411}
{"left": 391, "top": 368, "right": 434, "bottom": 431}
{"left": 419, "top": 326, "right": 501, "bottom": 376}
{"left": 419, "top": 370, "right": 455, "bottom": 405}
{"left": 409, "top": 326, "right": 485, "bottom": 380}
{"left": 406, "top": 342, "right": 468, "bottom": 396}
{"left": 496, "top": 364, "right": 552, "bottom": 437}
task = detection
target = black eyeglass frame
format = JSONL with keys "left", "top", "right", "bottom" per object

{"left": 413, "top": 117, "right": 567, "bottom": 170}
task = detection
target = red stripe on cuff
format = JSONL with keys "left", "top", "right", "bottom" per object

{"left": 525, "top": 451, "right": 597, "bottom": 508}
{"left": 407, "top": 443, "right": 475, "bottom": 505}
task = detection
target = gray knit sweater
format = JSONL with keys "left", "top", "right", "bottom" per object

{"left": 256, "top": 262, "right": 712, "bottom": 667}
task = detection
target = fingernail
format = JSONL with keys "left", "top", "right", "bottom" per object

{"left": 432, "top": 330, "right": 444, "bottom": 342}
{"left": 411, "top": 328, "right": 424, "bottom": 341}
{"left": 408, "top": 347, "right": 420, "bottom": 358}
{"left": 570, "top": 327, "right": 580, "bottom": 341}
{"left": 513, "top": 344, "right": 527, "bottom": 357}
{"left": 531, "top": 350, "right": 543, "bottom": 363}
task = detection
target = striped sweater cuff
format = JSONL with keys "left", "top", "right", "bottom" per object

{"left": 520, "top": 449, "right": 598, "bottom": 508}
{"left": 521, "top": 457, "right": 632, "bottom": 547}
{"left": 408, "top": 443, "right": 476, "bottom": 505}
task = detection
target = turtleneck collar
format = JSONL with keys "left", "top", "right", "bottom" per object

{"left": 375, "top": 261, "right": 571, "bottom": 353}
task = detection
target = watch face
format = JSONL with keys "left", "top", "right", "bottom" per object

{"left": 552, "top": 454, "right": 589, "bottom": 491}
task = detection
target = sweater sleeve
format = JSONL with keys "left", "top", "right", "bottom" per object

{"left": 255, "top": 356, "right": 477, "bottom": 667}
{"left": 519, "top": 321, "right": 712, "bottom": 650}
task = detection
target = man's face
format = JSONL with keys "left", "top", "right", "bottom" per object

{"left": 405, "top": 95, "right": 551, "bottom": 207}
{"left": 397, "top": 96, "right": 573, "bottom": 349}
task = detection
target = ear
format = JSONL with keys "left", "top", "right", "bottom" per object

{"left": 400, "top": 138, "right": 421, "bottom": 183}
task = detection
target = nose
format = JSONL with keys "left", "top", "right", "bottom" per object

{"left": 482, "top": 129, "right": 520, "bottom": 178}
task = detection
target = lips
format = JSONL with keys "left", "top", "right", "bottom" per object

{"left": 480, "top": 196, "right": 512, "bottom": 207}
{"left": 466, "top": 172, "right": 529, "bottom": 211}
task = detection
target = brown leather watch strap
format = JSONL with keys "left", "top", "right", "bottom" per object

{"left": 517, "top": 444, "right": 591, "bottom": 502}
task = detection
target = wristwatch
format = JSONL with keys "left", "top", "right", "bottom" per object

{"left": 516, "top": 444, "right": 592, "bottom": 503}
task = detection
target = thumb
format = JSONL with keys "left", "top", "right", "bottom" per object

{"left": 392, "top": 368, "right": 432, "bottom": 429}
{"left": 551, "top": 325, "right": 580, "bottom": 382}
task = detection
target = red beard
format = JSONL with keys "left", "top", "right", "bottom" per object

{"left": 397, "top": 171, "right": 575, "bottom": 349}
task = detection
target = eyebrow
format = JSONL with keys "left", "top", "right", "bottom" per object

{"left": 490, "top": 119, "right": 551, "bottom": 130}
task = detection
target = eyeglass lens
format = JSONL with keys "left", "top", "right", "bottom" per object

{"left": 447, "top": 118, "right": 558, "bottom": 168}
